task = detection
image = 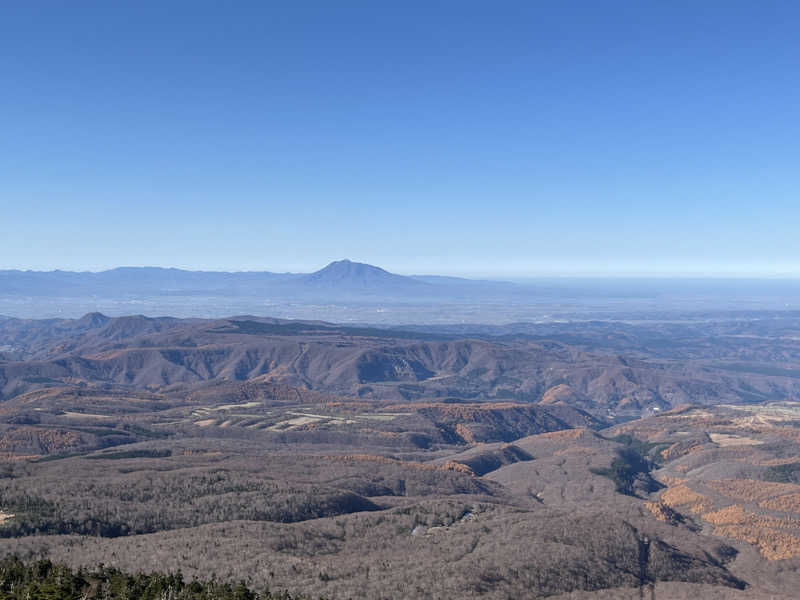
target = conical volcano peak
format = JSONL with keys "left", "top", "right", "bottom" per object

{"left": 302, "top": 260, "right": 424, "bottom": 289}
{"left": 313, "top": 260, "right": 389, "bottom": 276}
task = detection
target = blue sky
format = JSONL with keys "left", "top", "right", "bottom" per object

{"left": 2, "top": 1, "right": 799, "bottom": 276}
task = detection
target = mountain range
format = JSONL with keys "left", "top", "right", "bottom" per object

{"left": 3, "top": 311, "right": 800, "bottom": 415}
{"left": 6, "top": 261, "right": 800, "bottom": 325}
{"left": 0, "top": 260, "right": 490, "bottom": 297}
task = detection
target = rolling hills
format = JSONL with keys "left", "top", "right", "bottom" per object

{"left": 3, "top": 313, "right": 800, "bottom": 417}
{"left": 3, "top": 312, "right": 800, "bottom": 597}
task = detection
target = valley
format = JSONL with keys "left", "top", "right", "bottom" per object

{"left": 1, "top": 312, "right": 800, "bottom": 597}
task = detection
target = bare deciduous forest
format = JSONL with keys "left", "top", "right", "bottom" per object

{"left": 1, "top": 315, "right": 800, "bottom": 598}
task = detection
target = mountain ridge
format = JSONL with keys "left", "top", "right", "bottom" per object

{"left": 0, "top": 260, "right": 490, "bottom": 297}
{"left": 3, "top": 312, "right": 800, "bottom": 415}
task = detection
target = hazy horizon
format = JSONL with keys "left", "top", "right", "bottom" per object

{"left": 5, "top": 260, "right": 800, "bottom": 281}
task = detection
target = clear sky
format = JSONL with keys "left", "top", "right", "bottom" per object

{"left": 2, "top": 1, "right": 799, "bottom": 277}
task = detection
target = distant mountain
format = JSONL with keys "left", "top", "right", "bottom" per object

{"left": 299, "top": 260, "right": 428, "bottom": 290}
{"left": 0, "top": 262, "right": 538, "bottom": 315}
{"left": 0, "top": 261, "right": 454, "bottom": 299}
{"left": 0, "top": 267, "right": 294, "bottom": 296}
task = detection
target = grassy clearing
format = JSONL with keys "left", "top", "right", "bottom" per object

{"left": 709, "top": 433, "right": 764, "bottom": 446}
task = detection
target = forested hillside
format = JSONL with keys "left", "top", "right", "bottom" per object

{"left": 2, "top": 315, "right": 800, "bottom": 598}
{"left": 0, "top": 556, "right": 315, "bottom": 600}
